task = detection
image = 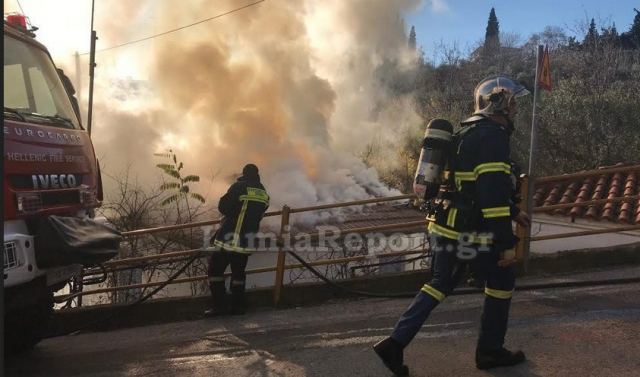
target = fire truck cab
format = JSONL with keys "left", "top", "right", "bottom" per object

{"left": 3, "top": 14, "right": 120, "bottom": 352}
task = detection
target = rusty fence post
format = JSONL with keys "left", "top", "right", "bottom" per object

{"left": 273, "top": 205, "right": 290, "bottom": 306}
{"left": 111, "top": 271, "right": 118, "bottom": 303}
{"left": 515, "top": 175, "right": 532, "bottom": 275}
{"left": 77, "top": 272, "right": 84, "bottom": 307}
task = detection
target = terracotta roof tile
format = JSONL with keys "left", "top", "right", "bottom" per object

{"left": 585, "top": 174, "right": 609, "bottom": 219}
{"left": 544, "top": 184, "right": 563, "bottom": 207}
{"left": 533, "top": 187, "right": 547, "bottom": 207}
{"left": 554, "top": 181, "right": 580, "bottom": 216}
{"left": 536, "top": 164, "right": 640, "bottom": 225}
{"left": 295, "top": 203, "right": 425, "bottom": 233}
{"left": 569, "top": 178, "right": 593, "bottom": 218}
{"left": 618, "top": 172, "right": 637, "bottom": 223}
{"left": 602, "top": 173, "right": 623, "bottom": 221}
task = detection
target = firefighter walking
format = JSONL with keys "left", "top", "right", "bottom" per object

{"left": 374, "top": 76, "right": 532, "bottom": 375}
{"left": 206, "top": 164, "right": 269, "bottom": 316}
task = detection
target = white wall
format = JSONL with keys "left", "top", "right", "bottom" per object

{"left": 530, "top": 214, "right": 640, "bottom": 254}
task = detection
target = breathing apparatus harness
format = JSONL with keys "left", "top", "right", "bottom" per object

{"left": 422, "top": 120, "right": 480, "bottom": 226}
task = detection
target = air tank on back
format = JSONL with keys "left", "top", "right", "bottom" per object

{"left": 413, "top": 118, "right": 454, "bottom": 201}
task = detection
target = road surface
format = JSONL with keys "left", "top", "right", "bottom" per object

{"left": 6, "top": 267, "right": 640, "bottom": 377}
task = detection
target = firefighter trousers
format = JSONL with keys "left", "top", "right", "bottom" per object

{"left": 391, "top": 235, "right": 515, "bottom": 351}
{"left": 208, "top": 250, "right": 249, "bottom": 312}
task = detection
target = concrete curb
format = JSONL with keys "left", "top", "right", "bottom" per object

{"left": 48, "top": 243, "right": 640, "bottom": 335}
{"left": 528, "top": 242, "right": 640, "bottom": 275}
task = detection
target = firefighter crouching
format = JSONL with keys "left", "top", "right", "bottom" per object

{"left": 373, "top": 75, "right": 532, "bottom": 375}
{"left": 206, "top": 164, "right": 269, "bottom": 316}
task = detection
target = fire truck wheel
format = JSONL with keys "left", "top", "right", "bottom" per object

{"left": 4, "top": 289, "right": 54, "bottom": 355}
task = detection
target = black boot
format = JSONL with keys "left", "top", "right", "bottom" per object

{"left": 230, "top": 280, "right": 246, "bottom": 315}
{"left": 205, "top": 280, "right": 228, "bottom": 317}
{"left": 373, "top": 337, "right": 409, "bottom": 376}
{"left": 475, "top": 347, "right": 525, "bottom": 370}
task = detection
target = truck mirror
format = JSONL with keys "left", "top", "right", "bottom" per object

{"left": 57, "top": 68, "right": 82, "bottom": 126}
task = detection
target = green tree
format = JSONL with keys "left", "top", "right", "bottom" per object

{"left": 584, "top": 18, "right": 599, "bottom": 49}
{"left": 631, "top": 8, "right": 640, "bottom": 47}
{"left": 408, "top": 26, "right": 417, "bottom": 50}
{"left": 601, "top": 23, "right": 619, "bottom": 46}
{"left": 155, "top": 149, "right": 208, "bottom": 297}
{"left": 367, "top": 17, "right": 640, "bottom": 193}
{"left": 155, "top": 149, "right": 205, "bottom": 222}
{"left": 484, "top": 7, "right": 500, "bottom": 51}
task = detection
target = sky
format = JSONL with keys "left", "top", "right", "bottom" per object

{"left": 405, "top": 0, "right": 639, "bottom": 62}
{"left": 5, "top": 0, "right": 638, "bottom": 70}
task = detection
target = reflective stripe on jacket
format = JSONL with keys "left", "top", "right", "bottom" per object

{"left": 430, "top": 119, "right": 518, "bottom": 251}
{"left": 214, "top": 175, "right": 269, "bottom": 253}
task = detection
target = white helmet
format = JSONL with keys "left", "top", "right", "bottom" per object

{"left": 473, "top": 75, "right": 530, "bottom": 118}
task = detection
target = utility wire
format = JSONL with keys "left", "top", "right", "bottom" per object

{"left": 16, "top": 0, "right": 25, "bottom": 14}
{"left": 80, "top": 0, "right": 265, "bottom": 55}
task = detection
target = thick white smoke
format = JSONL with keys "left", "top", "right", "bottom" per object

{"left": 10, "top": 0, "right": 424, "bottom": 224}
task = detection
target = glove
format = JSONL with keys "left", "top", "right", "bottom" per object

{"left": 514, "top": 210, "right": 531, "bottom": 228}
{"left": 497, "top": 248, "right": 517, "bottom": 267}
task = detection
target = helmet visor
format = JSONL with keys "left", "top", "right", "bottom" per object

{"left": 512, "top": 84, "right": 530, "bottom": 98}
{"left": 474, "top": 76, "right": 530, "bottom": 116}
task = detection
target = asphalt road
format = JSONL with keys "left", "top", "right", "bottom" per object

{"left": 6, "top": 267, "right": 640, "bottom": 377}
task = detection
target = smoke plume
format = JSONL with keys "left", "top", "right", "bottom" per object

{"left": 85, "top": 0, "right": 422, "bottom": 222}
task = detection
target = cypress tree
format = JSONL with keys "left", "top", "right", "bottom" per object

{"left": 584, "top": 18, "right": 599, "bottom": 48}
{"left": 631, "top": 8, "right": 640, "bottom": 47}
{"left": 408, "top": 26, "right": 417, "bottom": 50}
{"left": 484, "top": 7, "right": 500, "bottom": 51}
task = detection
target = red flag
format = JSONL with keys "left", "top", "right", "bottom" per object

{"left": 538, "top": 46, "right": 552, "bottom": 91}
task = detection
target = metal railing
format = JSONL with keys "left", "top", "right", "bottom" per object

{"left": 56, "top": 164, "right": 640, "bottom": 306}
{"left": 56, "top": 193, "right": 426, "bottom": 305}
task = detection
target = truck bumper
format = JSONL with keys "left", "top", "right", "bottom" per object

{"left": 4, "top": 220, "right": 82, "bottom": 289}
{"left": 3, "top": 229, "right": 43, "bottom": 287}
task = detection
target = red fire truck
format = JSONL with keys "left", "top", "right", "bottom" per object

{"left": 4, "top": 14, "right": 120, "bottom": 351}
